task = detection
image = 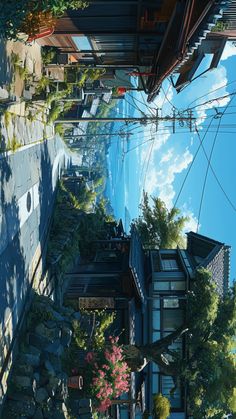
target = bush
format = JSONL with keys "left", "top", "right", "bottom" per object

{"left": 152, "top": 394, "right": 171, "bottom": 419}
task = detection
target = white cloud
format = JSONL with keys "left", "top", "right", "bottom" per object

{"left": 192, "top": 65, "right": 231, "bottom": 124}
{"left": 181, "top": 206, "right": 199, "bottom": 233}
{"left": 221, "top": 41, "right": 236, "bottom": 61}
{"left": 160, "top": 148, "right": 174, "bottom": 164}
{"left": 141, "top": 148, "right": 193, "bottom": 208}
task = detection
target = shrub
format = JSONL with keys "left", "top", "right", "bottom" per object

{"left": 84, "top": 336, "right": 130, "bottom": 412}
{"left": 152, "top": 394, "right": 171, "bottom": 419}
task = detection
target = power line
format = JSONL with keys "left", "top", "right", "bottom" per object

{"left": 195, "top": 126, "right": 236, "bottom": 213}
{"left": 173, "top": 116, "right": 215, "bottom": 210}
{"left": 196, "top": 95, "right": 236, "bottom": 231}
{"left": 187, "top": 79, "right": 236, "bottom": 108}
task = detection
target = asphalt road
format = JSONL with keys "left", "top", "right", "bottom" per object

{"left": 0, "top": 136, "right": 69, "bottom": 364}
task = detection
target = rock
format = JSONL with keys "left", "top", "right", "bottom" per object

{"left": 44, "top": 360, "right": 55, "bottom": 376}
{"left": 27, "top": 345, "right": 41, "bottom": 356}
{"left": 34, "top": 387, "right": 49, "bottom": 404}
{"left": 15, "top": 375, "right": 32, "bottom": 388}
{"left": 33, "top": 407, "right": 44, "bottom": 419}
{"left": 45, "top": 340, "right": 64, "bottom": 356}
{"left": 60, "top": 326, "right": 72, "bottom": 347}
{"left": 43, "top": 320, "right": 57, "bottom": 329}
{"left": 53, "top": 401, "right": 68, "bottom": 418}
{"left": 28, "top": 333, "right": 50, "bottom": 350}
{"left": 15, "top": 363, "right": 33, "bottom": 376}
{"left": 35, "top": 323, "right": 61, "bottom": 341}
{"left": 8, "top": 392, "right": 33, "bottom": 402}
{"left": 6, "top": 399, "right": 36, "bottom": 416}
{"left": 42, "top": 398, "right": 54, "bottom": 418}
{"left": 19, "top": 353, "right": 40, "bottom": 367}
{"left": 50, "top": 310, "right": 65, "bottom": 322}
{"left": 47, "top": 354, "right": 62, "bottom": 372}
{"left": 33, "top": 372, "right": 40, "bottom": 384}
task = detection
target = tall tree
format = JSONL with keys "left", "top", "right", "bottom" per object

{"left": 134, "top": 192, "right": 189, "bottom": 248}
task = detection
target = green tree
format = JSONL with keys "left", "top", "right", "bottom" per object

{"left": 134, "top": 192, "right": 188, "bottom": 249}
{"left": 122, "top": 270, "right": 236, "bottom": 418}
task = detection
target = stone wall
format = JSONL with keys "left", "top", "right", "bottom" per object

{"left": 2, "top": 295, "right": 92, "bottom": 419}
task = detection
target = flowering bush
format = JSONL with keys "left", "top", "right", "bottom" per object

{"left": 84, "top": 336, "right": 130, "bottom": 412}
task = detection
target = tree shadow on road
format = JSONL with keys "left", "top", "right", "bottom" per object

{"left": 0, "top": 155, "right": 27, "bottom": 397}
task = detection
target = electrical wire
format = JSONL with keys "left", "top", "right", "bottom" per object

{"left": 173, "top": 116, "right": 215, "bottom": 210}
{"left": 195, "top": 125, "right": 236, "bottom": 213}
{"left": 196, "top": 95, "right": 236, "bottom": 230}
{"left": 187, "top": 79, "right": 236, "bottom": 108}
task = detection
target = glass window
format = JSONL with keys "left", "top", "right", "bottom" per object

{"left": 170, "top": 281, "right": 186, "bottom": 291}
{"left": 152, "top": 310, "right": 160, "bottom": 328}
{"left": 154, "top": 281, "right": 169, "bottom": 291}
{"left": 152, "top": 373, "right": 159, "bottom": 393}
{"left": 163, "top": 298, "right": 179, "bottom": 308}
{"left": 152, "top": 331, "right": 160, "bottom": 342}
{"left": 161, "top": 376, "right": 182, "bottom": 408}
{"left": 152, "top": 299, "right": 160, "bottom": 309}
{"left": 163, "top": 309, "right": 183, "bottom": 331}
{"left": 72, "top": 36, "right": 92, "bottom": 50}
{"left": 162, "top": 258, "right": 179, "bottom": 271}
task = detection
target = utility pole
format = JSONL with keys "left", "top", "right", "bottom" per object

{"left": 55, "top": 113, "right": 196, "bottom": 131}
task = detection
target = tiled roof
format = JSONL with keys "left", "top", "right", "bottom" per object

{"left": 186, "top": 231, "right": 230, "bottom": 295}
{"left": 148, "top": 0, "right": 233, "bottom": 101}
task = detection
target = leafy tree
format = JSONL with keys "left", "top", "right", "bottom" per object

{"left": 134, "top": 192, "right": 188, "bottom": 249}
{"left": 122, "top": 269, "right": 236, "bottom": 418}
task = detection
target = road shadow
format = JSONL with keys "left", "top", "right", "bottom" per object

{"left": 0, "top": 155, "right": 27, "bottom": 398}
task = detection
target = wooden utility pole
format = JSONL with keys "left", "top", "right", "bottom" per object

{"left": 55, "top": 113, "right": 196, "bottom": 132}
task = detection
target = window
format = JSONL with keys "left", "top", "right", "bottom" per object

{"left": 72, "top": 36, "right": 92, "bottom": 51}
{"left": 163, "top": 309, "right": 184, "bottom": 331}
{"left": 162, "top": 258, "right": 179, "bottom": 271}
{"left": 163, "top": 298, "right": 179, "bottom": 308}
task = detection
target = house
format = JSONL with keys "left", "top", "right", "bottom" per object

{"left": 63, "top": 227, "right": 230, "bottom": 418}
{"left": 146, "top": 230, "right": 230, "bottom": 418}
{"left": 173, "top": 1, "right": 236, "bottom": 93}
{"left": 39, "top": 0, "right": 231, "bottom": 101}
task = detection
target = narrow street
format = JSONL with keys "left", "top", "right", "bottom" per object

{"left": 0, "top": 136, "right": 69, "bottom": 388}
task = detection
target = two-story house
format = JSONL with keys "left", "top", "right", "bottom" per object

{"left": 39, "top": 0, "right": 230, "bottom": 101}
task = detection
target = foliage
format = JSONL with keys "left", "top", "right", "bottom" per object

{"left": 4, "top": 111, "right": 12, "bottom": 130}
{"left": 35, "top": 76, "right": 51, "bottom": 95}
{"left": 134, "top": 191, "right": 189, "bottom": 248}
{"left": 85, "top": 336, "right": 130, "bottom": 412}
{"left": 72, "top": 319, "right": 88, "bottom": 350}
{"left": 185, "top": 270, "right": 236, "bottom": 418}
{"left": 152, "top": 394, "right": 171, "bottom": 419}
{"left": 212, "top": 21, "right": 229, "bottom": 32}
{"left": 93, "top": 311, "right": 115, "bottom": 349}
{"left": 0, "top": 0, "right": 88, "bottom": 40}
{"left": 41, "top": 46, "right": 58, "bottom": 65}
{"left": 55, "top": 123, "right": 65, "bottom": 137}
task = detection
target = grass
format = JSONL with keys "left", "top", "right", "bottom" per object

{"left": 55, "top": 123, "right": 65, "bottom": 137}
{"left": 8, "top": 135, "right": 21, "bottom": 152}
{"left": 4, "top": 111, "right": 12, "bottom": 129}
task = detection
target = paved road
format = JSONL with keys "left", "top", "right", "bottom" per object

{"left": 0, "top": 136, "right": 69, "bottom": 379}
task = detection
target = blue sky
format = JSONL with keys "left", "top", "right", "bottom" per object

{"left": 108, "top": 41, "right": 236, "bottom": 283}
